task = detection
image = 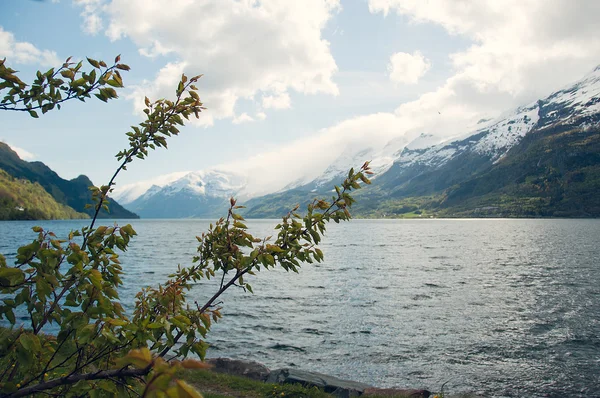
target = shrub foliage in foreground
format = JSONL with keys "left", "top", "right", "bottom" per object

{"left": 0, "top": 56, "right": 372, "bottom": 397}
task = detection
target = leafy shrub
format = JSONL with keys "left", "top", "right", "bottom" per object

{"left": 0, "top": 56, "right": 371, "bottom": 397}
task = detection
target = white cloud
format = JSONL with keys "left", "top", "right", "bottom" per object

{"left": 369, "top": 0, "right": 600, "bottom": 137}
{"left": 77, "top": 0, "right": 340, "bottom": 124}
{"left": 232, "top": 112, "right": 254, "bottom": 125}
{"left": 217, "top": 112, "right": 410, "bottom": 196}
{"left": 387, "top": 51, "right": 431, "bottom": 85}
{"left": 261, "top": 92, "right": 291, "bottom": 110}
{"left": 256, "top": 112, "right": 267, "bottom": 121}
{"left": 0, "top": 27, "right": 61, "bottom": 66}
{"left": 74, "top": 0, "right": 104, "bottom": 35}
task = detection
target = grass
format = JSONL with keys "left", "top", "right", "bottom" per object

{"left": 181, "top": 369, "right": 428, "bottom": 398}
{"left": 180, "top": 369, "right": 331, "bottom": 398}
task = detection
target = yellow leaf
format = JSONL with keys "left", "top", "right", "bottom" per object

{"left": 176, "top": 380, "right": 203, "bottom": 398}
{"left": 124, "top": 347, "right": 152, "bottom": 368}
{"left": 88, "top": 269, "right": 103, "bottom": 289}
{"left": 179, "top": 359, "right": 211, "bottom": 370}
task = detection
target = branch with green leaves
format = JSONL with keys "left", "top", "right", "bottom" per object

{"left": 0, "top": 55, "right": 373, "bottom": 397}
{"left": 0, "top": 55, "right": 130, "bottom": 117}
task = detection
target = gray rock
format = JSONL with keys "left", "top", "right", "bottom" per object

{"left": 363, "top": 387, "right": 431, "bottom": 397}
{"left": 266, "top": 368, "right": 373, "bottom": 397}
{"left": 205, "top": 357, "right": 270, "bottom": 381}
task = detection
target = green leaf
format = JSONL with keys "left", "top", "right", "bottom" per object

{"left": 16, "top": 345, "right": 33, "bottom": 367}
{"left": 264, "top": 254, "right": 275, "bottom": 266}
{"left": 233, "top": 221, "right": 247, "bottom": 229}
{"left": 5, "top": 309, "right": 15, "bottom": 324}
{"left": 0, "top": 268, "right": 25, "bottom": 288}
{"left": 19, "top": 333, "right": 41, "bottom": 353}
{"left": 72, "top": 77, "right": 87, "bottom": 87}
{"left": 87, "top": 57, "right": 100, "bottom": 68}
{"left": 315, "top": 248, "right": 324, "bottom": 261}
{"left": 106, "top": 78, "right": 122, "bottom": 88}
{"left": 88, "top": 269, "right": 103, "bottom": 289}
{"left": 173, "top": 315, "right": 191, "bottom": 326}
{"left": 60, "top": 70, "right": 74, "bottom": 80}
{"left": 28, "top": 110, "right": 39, "bottom": 118}
{"left": 106, "top": 318, "right": 128, "bottom": 326}
{"left": 94, "top": 92, "right": 108, "bottom": 102}
{"left": 122, "top": 347, "right": 152, "bottom": 369}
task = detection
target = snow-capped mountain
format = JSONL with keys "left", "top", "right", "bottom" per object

{"left": 125, "top": 169, "right": 247, "bottom": 218}
{"left": 113, "top": 171, "right": 191, "bottom": 204}
{"left": 143, "top": 170, "right": 246, "bottom": 199}
{"left": 394, "top": 102, "right": 540, "bottom": 171}
{"left": 397, "top": 65, "right": 600, "bottom": 171}
{"left": 309, "top": 64, "right": 600, "bottom": 187}
{"left": 243, "top": 64, "right": 600, "bottom": 217}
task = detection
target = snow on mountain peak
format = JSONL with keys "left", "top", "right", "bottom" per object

{"left": 404, "top": 133, "right": 444, "bottom": 151}
{"left": 154, "top": 169, "right": 248, "bottom": 198}
{"left": 112, "top": 169, "right": 248, "bottom": 204}
{"left": 392, "top": 64, "right": 600, "bottom": 170}
{"left": 541, "top": 64, "right": 600, "bottom": 120}
{"left": 472, "top": 103, "right": 540, "bottom": 158}
{"left": 112, "top": 171, "right": 190, "bottom": 204}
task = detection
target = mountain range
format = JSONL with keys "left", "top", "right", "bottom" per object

{"left": 0, "top": 143, "right": 138, "bottom": 220}
{"left": 112, "top": 65, "right": 600, "bottom": 219}
{"left": 123, "top": 169, "right": 247, "bottom": 218}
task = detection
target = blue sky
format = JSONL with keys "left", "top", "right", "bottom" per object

{"left": 2, "top": 0, "right": 600, "bottom": 198}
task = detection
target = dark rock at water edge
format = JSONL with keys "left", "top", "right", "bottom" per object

{"left": 363, "top": 387, "right": 431, "bottom": 397}
{"left": 266, "top": 368, "right": 373, "bottom": 397}
{"left": 205, "top": 357, "right": 270, "bottom": 381}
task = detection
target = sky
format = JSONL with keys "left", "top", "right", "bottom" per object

{"left": 2, "top": 0, "right": 600, "bottom": 198}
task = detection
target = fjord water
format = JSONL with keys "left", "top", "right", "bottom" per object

{"left": 1, "top": 219, "right": 599, "bottom": 397}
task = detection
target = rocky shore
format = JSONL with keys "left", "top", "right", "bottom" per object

{"left": 205, "top": 357, "right": 458, "bottom": 398}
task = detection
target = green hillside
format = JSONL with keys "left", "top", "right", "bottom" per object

{"left": 438, "top": 124, "right": 600, "bottom": 217}
{"left": 0, "top": 142, "right": 138, "bottom": 219}
{"left": 0, "top": 170, "right": 88, "bottom": 220}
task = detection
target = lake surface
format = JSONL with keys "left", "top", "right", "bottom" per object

{"left": 1, "top": 219, "right": 599, "bottom": 397}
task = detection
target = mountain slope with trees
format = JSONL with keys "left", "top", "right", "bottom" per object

{"left": 0, "top": 169, "right": 88, "bottom": 220}
{"left": 437, "top": 121, "right": 600, "bottom": 217}
{"left": 0, "top": 142, "right": 138, "bottom": 219}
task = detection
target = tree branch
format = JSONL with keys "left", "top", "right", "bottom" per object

{"left": 1, "top": 367, "right": 148, "bottom": 398}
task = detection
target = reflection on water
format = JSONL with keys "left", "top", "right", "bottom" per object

{"left": 1, "top": 218, "right": 599, "bottom": 397}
